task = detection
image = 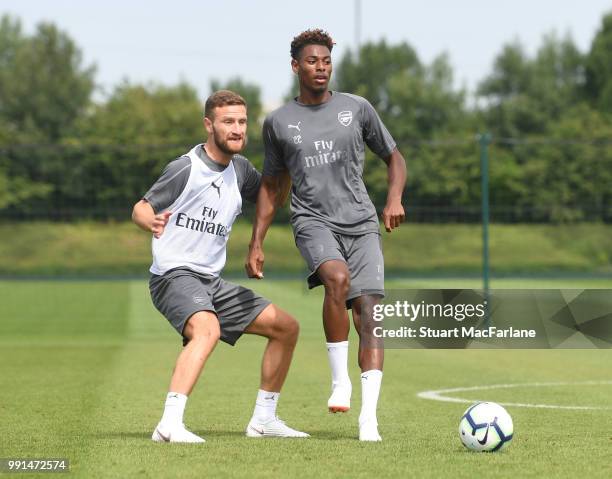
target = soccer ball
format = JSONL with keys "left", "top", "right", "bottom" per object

{"left": 458, "top": 402, "right": 513, "bottom": 452}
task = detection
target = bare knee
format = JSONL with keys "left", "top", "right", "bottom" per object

{"left": 246, "top": 305, "right": 300, "bottom": 344}
{"left": 283, "top": 315, "right": 300, "bottom": 343}
{"left": 192, "top": 326, "right": 220, "bottom": 344}
{"left": 271, "top": 311, "right": 300, "bottom": 344}
{"left": 322, "top": 269, "right": 350, "bottom": 298}
{"left": 184, "top": 314, "right": 221, "bottom": 344}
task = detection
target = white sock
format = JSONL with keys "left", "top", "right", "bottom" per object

{"left": 359, "top": 370, "right": 383, "bottom": 426}
{"left": 160, "top": 392, "right": 188, "bottom": 428}
{"left": 326, "top": 341, "right": 351, "bottom": 389}
{"left": 252, "top": 389, "right": 279, "bottom": 422}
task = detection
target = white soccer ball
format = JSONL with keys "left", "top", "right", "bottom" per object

{"left": 458, "top": 402, "right": 513, "bottom": 452}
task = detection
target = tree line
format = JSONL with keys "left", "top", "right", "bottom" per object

{"left": 0, "top": 13, "right": 611, "bottom": 222}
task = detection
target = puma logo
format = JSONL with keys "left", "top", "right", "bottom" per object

{"left": 288, "top": 121, "right": 301, "bottom": 132}
{"left": 211, "top": 179, "right": 222, "bottom": 197}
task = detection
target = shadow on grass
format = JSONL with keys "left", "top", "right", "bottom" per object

{"left": 90, "top": 429, "right": 354, "bottom": 441}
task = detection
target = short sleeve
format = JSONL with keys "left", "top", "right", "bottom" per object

{"left": 143, "top": 156, "right": 191, "bottom": 213}
{"left": 262, "top": 115, "right": 287, "bottom": 176}
{"left": 233, "top": 156, "right": 262, "bottom": 204}
{"left": 361, "top": 99, "right": 396, "bottom": 158}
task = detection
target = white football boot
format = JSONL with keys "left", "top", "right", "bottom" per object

{"left": 359, "top": 419, "right": 382, "bottom": 442}
{"left": 246, "top": 417, "right": 310, "bottom": 438}
{"left": 151, "top": 423, "right": 205, "bottom": 443}
{"left": 327, "top": 383, "right": 352, "bottom": 413}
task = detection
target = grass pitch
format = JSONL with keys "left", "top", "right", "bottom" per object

{"left": 1, "top": 278, "right": 611, "bottom": 478}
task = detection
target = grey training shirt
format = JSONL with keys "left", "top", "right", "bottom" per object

{"left": 144, "top": 144, "right": 261, "bottom": 213}
{"left": 263, "top": 92, "right": 396, "bottom": 235}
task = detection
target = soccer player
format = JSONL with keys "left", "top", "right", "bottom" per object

{"left": 132, "top": 90, "right": 308, "bottom": 443}
{"left": 246, "top": 30, "right": 406, "bottom": 442}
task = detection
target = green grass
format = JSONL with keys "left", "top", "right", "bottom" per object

{"left": 0, "top": 221, "right": 611, "bottom": 276}
{"left": 1, "top": 278, "right": 611, "bottom": 478}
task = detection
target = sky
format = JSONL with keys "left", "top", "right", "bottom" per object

{"left": 2, "top": 0, "right": 611, "bottom": 109}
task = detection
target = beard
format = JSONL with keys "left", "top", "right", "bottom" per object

{"left": 212, "top": 126, "right": 247, "bottom": 155}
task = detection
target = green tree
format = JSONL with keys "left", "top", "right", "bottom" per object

{"left": 0, "top": 15, "right": 95, "bottom": 215}
{"left": 333, "top": 40, "right": 468, "bottom": 212}
{"left": 478, "top": 33, "right": 586, "bottom": 137}
{"left": 530, "top": 105, "right": 612, "bottom": 222}
{"left": 585, "top": 11, "right": 612, "bottom": 111}
{"left": 0, "top": 15, "right": 95, "bottom": 142}
{"left": 62, "top": 82, "right": 205, "bottom": 218}
{"left": 476, "top": 32, "right": 612, "bottom": 223}
{"left": 80, "top": 81, "right": 202, "bottom": 147}
{"left": 0, "top": 166, "right": 52, "bottom": 211}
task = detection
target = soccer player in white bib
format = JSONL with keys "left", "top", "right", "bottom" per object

{"left": 133, "top": 90, "right": 308, "bottom": 443}
{"left": 246, "top": 30, "right": 407, "bottom": 441}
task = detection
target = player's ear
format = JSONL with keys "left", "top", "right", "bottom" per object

{"left": 291, "top": 58, "right": 299, "bottom": 74}
{"left": 203, "top": 116, "right": 213, "bottom": 135}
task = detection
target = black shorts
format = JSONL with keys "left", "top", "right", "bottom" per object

{"left": 149, "top": 267, "right": 271, "bottom": 346}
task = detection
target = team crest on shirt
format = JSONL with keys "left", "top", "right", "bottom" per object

{"left": 338, "top": 110, "right": 353, "bottom": 126}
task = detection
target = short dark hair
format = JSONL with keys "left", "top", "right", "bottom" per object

{"left": 290, "top": 29, "right": 334, "bottom": 60}
{"left": 204, "top": 90, "right": 246, "bottom": 119}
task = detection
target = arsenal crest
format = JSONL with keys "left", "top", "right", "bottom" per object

{"left": 338, "top": 110, "right": 353, "bottom": 126}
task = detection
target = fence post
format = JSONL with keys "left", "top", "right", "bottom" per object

{"left": 479, "top": 133, "right": 491, "bottom": 325}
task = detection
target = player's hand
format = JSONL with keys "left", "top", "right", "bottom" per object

{"left": 245, "top": 244, "right": 265, "bottom": 279}
{"left": 382, "top": 199, "right": 405, "bottom": 233}
{"left": 151, "top": 211, "right": 172, "bottom": 238}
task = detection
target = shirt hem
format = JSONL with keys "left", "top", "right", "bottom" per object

{"left": 292, "top": 219, "right": 380, "bottom": 237}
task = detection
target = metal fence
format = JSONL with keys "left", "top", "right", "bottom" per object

{"left": 1, "top": 137, "right": 610, "bottom": 223}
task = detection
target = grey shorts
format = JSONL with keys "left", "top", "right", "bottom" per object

{"left": 149, "top": 267, "right": 271, "bottom": 346}
{"left": 294, "top": 223, "right": 385, "bottom": 308}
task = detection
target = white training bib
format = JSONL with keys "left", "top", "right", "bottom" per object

{"left": 150, "top": 145, "right": 242, "bottom": 276}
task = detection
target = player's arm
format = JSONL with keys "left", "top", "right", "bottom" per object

{"left": 131, "top": 156, "right": 190, "bottom": 238}
{"left": 360, "top": 97, "right": 407, "bottom": 232}
{"left": 132, "top": 200, "right": 172, "bottom": 239}
{"left": 245, "top": 115, "right": 289, "bottom": 279}
{"left": 245, "top": 172, "right": 289, "bottom": 279}
{"left": 381, "top": 147, "right": 406, "bottom": 233}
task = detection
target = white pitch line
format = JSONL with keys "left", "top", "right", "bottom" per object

{"left": 417, "top": 381, "right": 612, "bottom": 410}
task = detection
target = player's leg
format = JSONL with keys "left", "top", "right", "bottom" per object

{"left": 317, "top": 260, "right": 351, "bottom": 342}
{"left": 345, "top": 232, "right": 385, "bottom": 441}
{"left": 351, "top": 296, "right": 384, "bottom": 372}
{"left": 352, "top": 296, "right": 384, "bottom": 442}
{"left": 244, "top": 304, "right": 299, "bottom": 391}
{"left": 317, "top": 260, "right": 353, "bottom": 413}
{"left": 168, "top": 311, "right": 221, "bottom": 394}
{"left": 295, "top": 224, "right": 352, "bottom": 413}
{"left": 152, "top": 311, "right": 220, "bottom": 443}
{"left": 149, "top": 270, "right": 220, "bottom": 443}
{"left": 210, "top": 279, "right": 308, "bottom": 438}
{"left": 243, "top": 304, "right": 308, "bottom": 437}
